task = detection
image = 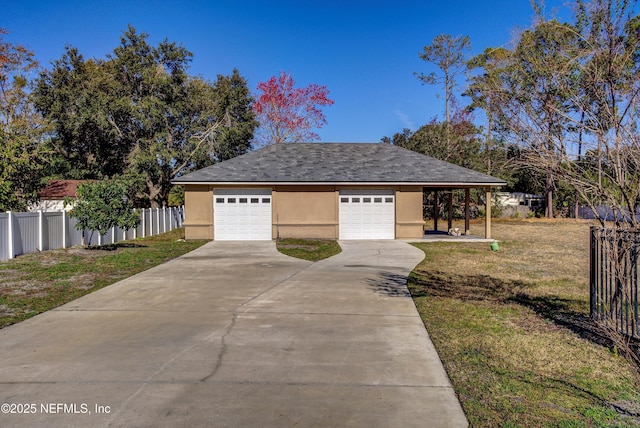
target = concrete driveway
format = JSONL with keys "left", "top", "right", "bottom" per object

{"left": 0, "top": 240, "right": 467, "bottom": 427}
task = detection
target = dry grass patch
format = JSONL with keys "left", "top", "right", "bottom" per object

{"left": 409, "top": 219, "right": 640, "bottom": 427}
{"left": 0, "top": 228, "right": 207, "bottom": 328}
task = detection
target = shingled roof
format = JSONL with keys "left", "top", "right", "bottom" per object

{"left": 173, "top": 143, "right": 506, "bottom": 186}
{"left": 38, "top": 180, "right": 88, "bottom": 199}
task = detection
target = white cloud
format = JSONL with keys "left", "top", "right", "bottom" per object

{"left": 394, "top": 109, "right": 415, "bottom": 131}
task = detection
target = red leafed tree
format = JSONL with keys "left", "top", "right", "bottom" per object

{"left": 253, "top": 71, "right": 334, "bottom": 145}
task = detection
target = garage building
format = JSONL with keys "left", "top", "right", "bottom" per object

{"left": 172, "top": 143, "right": 505, "bottom": 241}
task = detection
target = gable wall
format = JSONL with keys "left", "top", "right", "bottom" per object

{"left": 395, "top": 186, "right": 425, "bottom": 239}
{"left": 184, "top": 185, "right": 213, "bottom": 240}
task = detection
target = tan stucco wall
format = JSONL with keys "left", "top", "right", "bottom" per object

{"left": 184, "top": 185, "right": 213, "bottom": 240}
{"left": 395, "top": 186, "right": 425, "bottom": 239}
{"left": 182, "top": 184, "right": 426, "bottom": 240}
{"left": 273, "top": 186, "right": 338, "bottom": 239}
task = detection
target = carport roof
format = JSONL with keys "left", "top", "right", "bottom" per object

{"left": 173, "top": 143, "right": 506, "bottom": 186}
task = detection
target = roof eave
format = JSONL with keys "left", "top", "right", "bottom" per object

{"left": 171, "top": 180, "right": 506, "bottom": 187}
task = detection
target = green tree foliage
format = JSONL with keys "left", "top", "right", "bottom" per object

{"left": 35, "top": 26, "right": 257, "bottom": 207}
{"left": 466, "top": 47, "right": 513, "bottom": 176}
{"left": 506, "top": 19, "right": 581, "bottom": 218}
{"left": 384, "top": 107, "right": 483, "bottom": 171}
{"left": 209, "top": 69, "right": 259, "bottom": 163}
{"left": 168, "top": 185, "right": 184, "bottom": 207}
{"left": 108, "top": 26, "right": 198, "bottom": 205}
{"left": 67, "top": 179, "right": 141, "bottom": 247}
{"left": 467, "top": 19, "right": 582, "bottom": 218}
{"left": 34, "top": 48, "right": 125, "bottom": 179}
{"left": 0, "top": 29, "right": 49, "bottom": 211}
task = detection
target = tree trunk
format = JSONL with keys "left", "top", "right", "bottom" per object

{"left": 147, "top": 181, "right": 162, "bottom": 208}
{"left": 486, "top": 106, "right": 493, "bottom": 175}
{"left": 546, "top": 170, "right": 554, "bottom": 218}
{"left": 444, "top": 72, "right": 451, "bottom": 150}
{"left": 574, "top": 111, "right": 584, "bottom": 219}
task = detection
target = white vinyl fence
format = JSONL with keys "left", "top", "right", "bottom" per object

{"left": 0, "top": 206, "right": 185, "bottom": 261}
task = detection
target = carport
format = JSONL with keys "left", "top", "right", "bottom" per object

{"left": 425, "top": 186, "right": 495, "bottom": 239}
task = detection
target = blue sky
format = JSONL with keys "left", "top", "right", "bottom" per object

{"left": 4, "top": 0, "right": 571, "bottom": 143}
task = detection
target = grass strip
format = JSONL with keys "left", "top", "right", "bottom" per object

{"left": 276, "top": 238, "right": 341, "bottom": 261}
{"left": 0, "top": 228, "right": 207, "bottom": 329}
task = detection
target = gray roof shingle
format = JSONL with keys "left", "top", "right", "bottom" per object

{"left": 173, "top": 143, "right": 506, "bottom": 186}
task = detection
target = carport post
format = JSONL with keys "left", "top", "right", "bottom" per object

{"left": 433, "top": 190, "right": 438, "bottom": 232}
{"left": 464, "top": 189, "right": 470, "bottom": 235}
{"left": 447, "top": 192, "right": 453, "bottom": 231}
{"left": 485, "top": 187, "right": 492, "bottom": 239}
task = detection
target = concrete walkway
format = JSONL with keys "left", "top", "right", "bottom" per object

{"left": 0, "top": 240, "right": 467, "bottom": 427}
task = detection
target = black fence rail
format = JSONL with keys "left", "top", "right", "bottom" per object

{"left": 590, "top": 227, "right": 640, "bottom": 339}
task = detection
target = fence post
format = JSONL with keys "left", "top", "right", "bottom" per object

{"left": 163, "top": 206, "right": 166, "bottom": 233}
{"left": 590, "top": 226, "right": 597, "bottom": 318}
{"left": 156, "top": 208, "right": 160, "bottom": 236}
{"left": 38, "top": 210, "right": 44, "bottom": 252}
{"left": 142, "top": 209, "right": 146, "bottom": 238}
{"left": 169, "top": 207, "right": 173, "bottom": 231}
{"left": 61, "top": 210, "right": 66, "bottom": 249}
{"left": 7, "top": 211, "right": 14, "bottom": 259}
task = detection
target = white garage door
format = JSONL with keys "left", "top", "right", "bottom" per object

{"left": 339, "top": 190, "right": 395, "bottom": 239}
{"left": 214, "top": 189, "right": 272, "bottom": 240}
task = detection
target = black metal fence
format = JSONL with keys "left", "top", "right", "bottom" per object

{"left": 590, "top": 227, "right": 640, "bottom": 339}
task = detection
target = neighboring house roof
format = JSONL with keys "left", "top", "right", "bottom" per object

{"left": 38, "top": 180, "right": 88, "bottom": 199}
{"left": 173, "top": 143, "right": 506, "bottom": 186}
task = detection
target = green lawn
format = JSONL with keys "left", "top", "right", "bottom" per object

{"left": 276, "top": 238, "right": 341, "bottom": 261}
{"left": 0, "top": 228, "right": 207, "bottom": 328}
{"left": 408, "top": 219, "right": 640, "bottom": 427}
